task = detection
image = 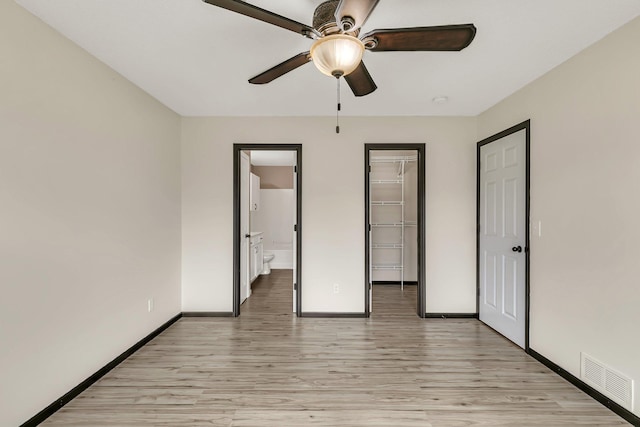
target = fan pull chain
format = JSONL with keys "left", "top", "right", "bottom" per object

{"left": 336, "top": 76, "right": 341, "bottom": 134}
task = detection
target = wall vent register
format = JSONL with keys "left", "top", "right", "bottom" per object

{"left": 581, "top": 352, "right": 634, "bottom": 411}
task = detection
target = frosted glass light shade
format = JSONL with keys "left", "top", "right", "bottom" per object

{"left": 310, "top": 34, "right": 365, "bottom": 77}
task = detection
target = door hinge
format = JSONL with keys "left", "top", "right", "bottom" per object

{"left": 294, "top": 283, "right": 297, "bottom": 290}
{"left": 294, "top": 224, "right": 297, "bottom": 232}
{"left": 294, "top": 165, "right": 297, "bottom": 173}
{"left": 369, "top": 165, "right": 371, "bottom": 173}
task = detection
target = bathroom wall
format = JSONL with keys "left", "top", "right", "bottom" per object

{"left": 251, "top": 165, "right": 295, "bottom": 269}
{"left": 251, "top": 166, "right": 293, "bottom": 189}
{"left": 252, "top": 189, "right": 295, "bottom": 269}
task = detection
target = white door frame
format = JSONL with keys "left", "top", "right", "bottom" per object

{"left": 240, "top": 152, "right": 251, "bottom": 304}
{"left": 476, "top": 120, "right": 530, "bottom": 350}
{"left": 233, "top": 144, "right": 302, "bottom": 317}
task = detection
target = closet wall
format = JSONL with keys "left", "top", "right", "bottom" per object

{"left": 370, "top": 150, "right": 418, "bottom": 284}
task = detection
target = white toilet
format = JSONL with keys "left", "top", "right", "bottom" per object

{"left": 262, "top": 253, "right": 275, "bottom": 275}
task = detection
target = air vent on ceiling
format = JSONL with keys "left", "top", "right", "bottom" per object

{"left": 581, "top": 352, "right": 634, "bottom": 412}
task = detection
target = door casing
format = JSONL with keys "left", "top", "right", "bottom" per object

{"left": 233, "top": 144, "right": 302, "bottom": 317}
{"left": 240, "top": 151, "right": 250, "bottom": 304}
{"left": 365, "top": 143, "right": 426, "bottom": 317}
{"left": 476, "top": 120, "right": 531, "bottom": 351}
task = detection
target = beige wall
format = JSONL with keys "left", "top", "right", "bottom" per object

{"left": 0, "top": 2, "right": 182, "bottom": 426}
{"left": 251, "top": 166, "right": 293, "bottom": 189}
{"left": 181, "top": 116, "right": 478, "bottom": 313}
{"left": 478, "top": 16, "right": 640, "bottom": 416}
{"left": 7, "top": 0, "right": 639, "bottom": 422}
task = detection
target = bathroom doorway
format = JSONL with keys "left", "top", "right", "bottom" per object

{"left": 233, "top": 144, "right": 302, "bottom": 317}
{"left": 365, "top": 144, "right": 426, "bottom": 317}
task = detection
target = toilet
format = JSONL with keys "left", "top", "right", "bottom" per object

{"left": 262, "top": 253, "right": 275, "bottom": 275}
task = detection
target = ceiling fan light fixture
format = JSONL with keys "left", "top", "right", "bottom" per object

{"left": 310, "top": 34, "right": 365, "bottom": 78}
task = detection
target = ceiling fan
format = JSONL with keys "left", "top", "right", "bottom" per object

{"left": 202, "top": 0, "right": 476, "bottom": 98}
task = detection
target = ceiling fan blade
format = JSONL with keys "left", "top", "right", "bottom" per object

{"left": 363, "top": 24, "right": 476, "bottom": 52}
{"left": 249, "top": 52, "right": 312, "bottom": 84}
{"left": 344, "top": 61, "right": 377, "bottom": 97}
{"left": 202, "top": 0, "right": 318, "bottom": 38}
{"left": 334, "top": 0, "right": 380, "bottom": 32}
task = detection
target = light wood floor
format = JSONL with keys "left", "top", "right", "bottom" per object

{"left": 42, "top": 270, "right": 630, "bottom": 426}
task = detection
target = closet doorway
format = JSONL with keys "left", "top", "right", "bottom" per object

{"left": 365, "top": 144, "right": 426, "bottom": 317}
{"left": 233, "top": 144, "right": 302, "bottom": 317}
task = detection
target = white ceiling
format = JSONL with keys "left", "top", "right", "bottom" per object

{"left": 16, "top": 0, "right": 640, "bottom": 117}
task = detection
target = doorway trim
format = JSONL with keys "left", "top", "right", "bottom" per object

{"left": 364, "top": 143, "right": 426, "bottom": 318}
{"left": 476, "top": 120, "right": 531, "bottom": 351}
{"left": 233, "top": 144, "right": 302, "bottom": 317}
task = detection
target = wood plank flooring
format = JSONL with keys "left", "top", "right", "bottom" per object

{"left": 42, "top": 270, "right": 630, "bottom": 426}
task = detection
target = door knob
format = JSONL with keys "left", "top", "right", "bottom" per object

{"left": 512, "top": 246, "right": 523, "bottom": 253}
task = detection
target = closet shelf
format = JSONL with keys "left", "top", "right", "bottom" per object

{"left": 372, "top": 201, "right": 403, "bottom": 206}
{"left": 372, "top": 264, "right": 404, "bottom": 270}
{"left": 372, "top": 222, "right": 416, "bottom": 227}
{"left": 370, "top": 155, "right": 418, "bottom": 163}
{"left": 372, "top": 223, "right": 404, "bottom": 227}
{"left": 371, "top": 179, "right": 402, "bottom": 184}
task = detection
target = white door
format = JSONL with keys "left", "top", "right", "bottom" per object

{"left": 240, "top": 152, "right": 250, "bottom": 304}
{"left": 367, "top": 160, "right": 373, "bottom": 313}
{"left": 292, "top": 157, "right": 297, "bottom": 313}
{"left": 479, "top": 129, "right": 527, "bottom": 348}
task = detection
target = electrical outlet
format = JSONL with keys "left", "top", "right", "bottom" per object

{"left": 333, "top": 283, "right": 340, "bottom": 294}
{"left": 147, "top": 298, "right": 154, "bottom": 312}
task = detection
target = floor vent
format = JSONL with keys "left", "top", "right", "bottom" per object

{"left": 581, "top": 352, "right": 634, "bottom": 411}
